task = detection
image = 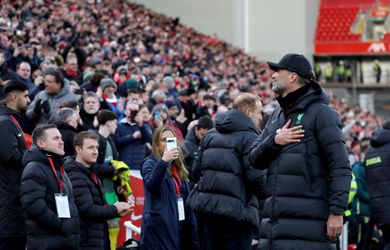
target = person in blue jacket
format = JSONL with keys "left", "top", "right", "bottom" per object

{"left": 140, "top": 125, "right": 199, "bottom": 250}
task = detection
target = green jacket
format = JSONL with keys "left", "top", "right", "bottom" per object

{"left": 351, "top": 161, "right": 371, "bottom": 217}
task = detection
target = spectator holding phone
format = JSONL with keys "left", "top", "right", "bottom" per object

{"left": 115, "top": 101, "right": 152, "bottom": 170}
{"left": 140, "top": 125, "right": 199, "bottom": 250}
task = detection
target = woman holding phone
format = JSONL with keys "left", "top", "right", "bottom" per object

{"left": 140, "top": 126, "right": 199, "bottom": 250}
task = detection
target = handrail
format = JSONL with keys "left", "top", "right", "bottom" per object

{"left": 124, "top": 221, "right": 141, "bottom": 240}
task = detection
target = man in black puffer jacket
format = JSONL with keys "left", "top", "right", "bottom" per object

{"left": 365, "top": 121, "right": 390, "bottom": 249}
{"left": 249, "top": 54, "right": 351, "bottom": 250}
{"left": 20, "top": 124, "right": 80, "bottom": 250}
{"left": 64, "top": 131, "right": 131, "bottom": 250}
{"left": 187, "top": 93, "right": 266, "bottom": 249}
{"left": 0, "top": 80, "right": 30, "bottom": 250}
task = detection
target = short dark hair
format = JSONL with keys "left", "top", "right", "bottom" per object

{"left": 16, "top": 61, "right": 30, "bottom": 70}
{"left": 60, "top": 100, "right": 79, "bottom": 110}
{"left": 97, "top": 110, "right": 118, "bottom": 125}
{"left": 32, "top": 124, "right": 57, "bottom": 145}
{"left": 73, "top": 131, "right": 99, "bottom": 148}
{"left": 45, "top": 69, "right": 64, "bottom": 87}
{"left": 196, "top": 115, "right": 214, "bottom": 130}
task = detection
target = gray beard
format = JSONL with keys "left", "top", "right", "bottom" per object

{"left": 271, "top": 82, "right": 284, "bottom": 95}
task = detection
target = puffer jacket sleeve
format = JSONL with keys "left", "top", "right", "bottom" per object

{"left": 20, "top": 164, "right": 64, "bottom": 232}
{"left": 242, "top": 133, "right": 266, "bottom": 199}
{"left": 68, "top": 171, "right": 118, "bottom": 221}
{"left": 315, "top": 105, "right": 351, "bottom": 215}
{"left": 249, "top": 111, "right": 283, "bottom": 169}
{"left": 141, "top": 157, "right": 169, "bottom": 194}
{"left": 0, "top": 118, "right": 25, "bottom": 165}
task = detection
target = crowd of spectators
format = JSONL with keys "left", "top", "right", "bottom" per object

{"left": 0, "top": 1, "right": 385, "bottom": 248}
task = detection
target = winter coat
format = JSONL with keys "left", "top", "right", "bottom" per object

{"left": 249, "top": 82, "right": 351, "bottom": 250}
{"left": 64, "top": 157, "right": 119, "bottom": 250}
{"left": 0, "top": 106, "right": 27, "bottom": 237}
{"left": 182, "top": 128, "right": 200, "bottom": 174}
{"left": 56, "top": 121, "right": 78, "bottom": 157}
{"left": 20, "top": 145, "right": 80, "bottom": 249}
{"left": 365, "top": 128, "right": 390, "bottom": 225}
{"left": 115, "top": 119, "right": 152, "bottom": 170}
{"left": 186, "top": 109, "right": 266, "bottom": 227}
{"left": 140, "top": 156, "right": 199, "bottom": 250}
{"left": 26, "top": 81, "right": 78, "bottom": 124}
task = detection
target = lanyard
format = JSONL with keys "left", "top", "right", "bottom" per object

{"left": 9, "top": 115, "right": 23, "bottom": 132}
{"left": 48, "top": 157, "right": 65, "bottom": 193}
{"left": 91, "top": 171, "right": 100, "bottom": 186}
{"left": 172, "top": 166, "right": 182, "bottom": 197}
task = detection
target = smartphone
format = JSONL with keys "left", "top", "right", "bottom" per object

{"left": 73, "top": 88, "right": 84, "bottom": 95}
{"left": 154, "top": 111, "right": 160, "bottom": 121}
{"left": 166, "top": 137, "right": 177, "bottom": 151}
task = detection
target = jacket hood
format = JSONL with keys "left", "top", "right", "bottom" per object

{"left": 185, "top": 127, "right": 198, "bottom": 144}
{"left": 215, "top": 109, "right": 258, "bottom": 134}
{"left": 370, "top": 129, "right": 390, "bottom": 147}
{"left": 0, "top": 105, "right": 22, "bottom": 118}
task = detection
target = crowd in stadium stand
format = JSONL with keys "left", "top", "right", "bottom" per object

{"left": 0, "top": 0, "right": 387, "bottom": 249}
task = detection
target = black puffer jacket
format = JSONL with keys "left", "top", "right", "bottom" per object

{"left": 56, "top": 121, "right": 78, "bottom": 157}
{"left": 0, "top": 106, "right": 27, "bottom": 237}
{"left": 20, "top": 145, "right": 80, "bottom": 250}
{"left": 186, "top": 109, "right": 266, "bottom": 227}
{"left": 64, "top": 157, "right": 119, "bottom": 250}
{"left": 249, "top": 83, "right": 351, "bottom": 250}
{"left": 365, "top": 128, "right": 390, "bottom": 226}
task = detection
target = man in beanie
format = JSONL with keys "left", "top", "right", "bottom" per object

{"left": 249, "top": 54, "right": 351, "bottom": 249}
{"left": 0, "top": 80, "right": 30, "bottom": 249}
{"left": 100, "top": 78, "right": 118, "bottom": 111}
{"left": 365, "top": 121, "right": 390, "bottom": 249}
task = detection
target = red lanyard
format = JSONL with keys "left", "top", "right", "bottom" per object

{"left": 9, "top": 115, "right": 23, "bottom": 132}
{"left": 172, "top": 166, "right": 182, "bottom": 197}
{"left": 48, "top": 157, "right": 65, "bottom": 193}
{"left": 91, "top": 171, "right": 99, "bottom": 186}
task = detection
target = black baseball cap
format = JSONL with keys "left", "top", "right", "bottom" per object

{"left": 267, "top": 54, "right": 314, "bottom": 80}
{"left": 3, "top": 79, "right": 28, "bottom": 96}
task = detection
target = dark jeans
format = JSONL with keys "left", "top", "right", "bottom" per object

{"left": 0, "top": 236, "right": 26, "bottom": 250}
{"left": 203, "top": 214, "right": 252, "bottom": 250}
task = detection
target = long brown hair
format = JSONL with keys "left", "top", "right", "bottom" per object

{"left": 152, "top": 125, "right": 189, "bottom": 180}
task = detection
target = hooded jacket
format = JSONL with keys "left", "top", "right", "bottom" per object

{"left": 249, "top": 82, "right": 351, "bottom": 250}
{"left": 26, "top": 81, "right": 78, "bottom": 124}
{"left": 64, "top": 157, "right": 118, "bottom": 250}
{"left": 20, "top": 145, "right": 80, "bottom": 250}
{"left": 365, "top": 128, "right": 390, "bottom": 226}
{"left": 186, "top": 109, "right": 266, "bottom": 227}
{"left": 0, "top": 106, "right": 27, "bottom": 237}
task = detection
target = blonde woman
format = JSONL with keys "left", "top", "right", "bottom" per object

{"left": 140, "top": 126, "right": 199, "bottom": 250}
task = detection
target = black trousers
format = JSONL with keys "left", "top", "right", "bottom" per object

{"left": 202, "top": 214, "right": 252, "bottom": 250}
{"left": 0, "top": 236, "right": 26, "bottom": 250}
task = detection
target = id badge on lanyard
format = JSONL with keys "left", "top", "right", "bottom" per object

{"left": 48, "top": 157, "right": 71, "bottom": 219}
{"left": 177, "top": 197, "right": 185, "bottom": 221}
{"left": 172, "top": 167, "right": 185, "bottom": 221}
{"left": 54, "top": 193, "right": 71, "bottom": 218}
